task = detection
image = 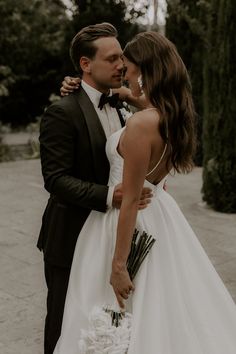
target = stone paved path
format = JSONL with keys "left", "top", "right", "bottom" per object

{"left": 0, "top": 160, "right": 235, "bottom": 353}
{"left": 0, "top": 160, "right": 47, "bottom": 354}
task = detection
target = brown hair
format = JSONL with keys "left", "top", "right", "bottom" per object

{"left": 70, "top": 22, "right": 118, "bottom": 77}
{"left": 123, "top": 31, "right": 197, "bottom": 174}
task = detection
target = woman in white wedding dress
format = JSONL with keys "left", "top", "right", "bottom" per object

{"left": 54, "top": 32, "right": 236, "bottom": 354}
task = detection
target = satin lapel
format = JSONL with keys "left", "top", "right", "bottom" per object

{"left": 116, "top": 108, "right": 125, "bottom": 127}
{"left": 75, "top": 88, "right": 109, "bottom": 184}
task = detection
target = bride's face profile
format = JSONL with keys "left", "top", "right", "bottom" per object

{"left": 123, "top": 56, "right": 142, "bottom": 97}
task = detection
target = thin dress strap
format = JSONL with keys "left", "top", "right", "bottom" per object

{"left": 142, "top": 107, "right": 168, "bottom": 177}
{"left": 146, "top": 143, "right": 167, "bottom": 177}
{"left": 142, "top": 107, "right": 157, "bottom": 112}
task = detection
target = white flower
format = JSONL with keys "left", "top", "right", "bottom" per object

{"left": 119, "top": 107, "right": 133, "bottom": 122}
{"left": 78, "top": 306, "right": 132, "bottom": 354}
{"left": 89, "top": 306, "right": 111, "bottom": 329}
{"left": 78, "top": 337, "right": 87, "bottom": 354}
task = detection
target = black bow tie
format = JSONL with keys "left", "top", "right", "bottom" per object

{"left": 98, "top": 93, "right": 119, "bottom": 110}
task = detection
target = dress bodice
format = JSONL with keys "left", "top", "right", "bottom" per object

{"left": 105, "top": 128, "right": 167, "bottom": 195}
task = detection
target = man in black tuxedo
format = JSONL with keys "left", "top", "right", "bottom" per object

{"left": 38, "top": 23, "right": 151, "bottom": 354}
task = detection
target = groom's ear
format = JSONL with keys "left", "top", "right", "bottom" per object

{"left": 80, "top": 56, "right": 91, "bottom": 74}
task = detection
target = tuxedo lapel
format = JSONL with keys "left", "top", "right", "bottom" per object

{"left": 116, "top": 108, "right": 125, "bottom": 127}
{"left": 75, "top": 88, "right": 109, "bottom": 184}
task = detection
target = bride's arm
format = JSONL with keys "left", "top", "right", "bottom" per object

{"left": 112, "top": 86, "right": 147, "bottom": 110}
{"left": 110, "top": 114, "right": 152, "bottom": 309}
{"left": 60, "top": 76, "right": 147, "bottom": 109}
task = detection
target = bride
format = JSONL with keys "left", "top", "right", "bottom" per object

{"left": 54, "top": 31, "right": 236, "bottom": 353}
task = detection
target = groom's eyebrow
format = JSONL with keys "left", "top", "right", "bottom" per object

{"left": 104, "top": 47, "right": 123, "bottom": 58}
{"left": 104, "top": 53, "right": 123, "bottom": 62}
{"left": 107, "top": 51, "right": 123, "bottom": 59}
{"left": 107, "top": 54, "right": 121, "bottom": 59}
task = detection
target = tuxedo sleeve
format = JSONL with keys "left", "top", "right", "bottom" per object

{"left": 39, "top": 104, "right": 108, "bottom": 212}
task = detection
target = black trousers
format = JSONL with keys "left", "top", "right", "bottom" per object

{"left": 44, "top": 262, "right": 71, "bottom": 354}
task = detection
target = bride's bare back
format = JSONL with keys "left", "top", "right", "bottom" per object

{"left": 118, "top": 108, "right": 170, "bottom": 186}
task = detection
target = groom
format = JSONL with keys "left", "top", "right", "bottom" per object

{"left": 38, "top": 23, "right": 152, "bottom": 354}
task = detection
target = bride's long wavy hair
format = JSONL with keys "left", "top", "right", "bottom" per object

{"left": 123, "top": 32, "right": 197, "bottom": 173}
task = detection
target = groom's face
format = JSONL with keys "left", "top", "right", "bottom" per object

{"left": 84, "top": 37, "right": 124, "bottom": 92}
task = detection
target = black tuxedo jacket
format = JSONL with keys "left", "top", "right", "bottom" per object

{"left": 37, "top": 88, "right": 124, "bottom": 267}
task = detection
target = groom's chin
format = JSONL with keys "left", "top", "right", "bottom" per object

{"left": 112, "top": 81, "right": 122, "bottom": 89}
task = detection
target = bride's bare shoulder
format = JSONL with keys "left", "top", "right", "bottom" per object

{"left": 126, "top": 108, "right": 160, "bottom": 133}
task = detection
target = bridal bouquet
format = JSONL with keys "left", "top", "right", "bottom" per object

{"left": 78, "top": 229, "right": 156, "bottom": 354}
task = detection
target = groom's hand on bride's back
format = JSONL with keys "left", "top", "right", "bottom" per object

{"left": 112, "top": 183, "right": 153, "bottom": 209}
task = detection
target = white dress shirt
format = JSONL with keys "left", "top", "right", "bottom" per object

{"left": 81, "top": 80, "right": 122, "bottom": 207}
{"left": 81, "top": 80, "right": 121, "bottom": 137}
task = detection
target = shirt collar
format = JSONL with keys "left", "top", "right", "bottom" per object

{"left": 81, "top": 80, "right": 112, "bottom": 108}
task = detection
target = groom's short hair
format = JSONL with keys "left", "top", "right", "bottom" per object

{"left": 70, "top": 22, "right": 118, "bottom": 76}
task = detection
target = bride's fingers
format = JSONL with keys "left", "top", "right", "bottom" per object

{"left": 60, "top": 86, "right": 73, "bottom": 97}
{"left": 60, "top": 78, "right": 80, "bottom": 96}
{"left": 120, "top": 291, "right": 129, "bottom": 300}
{"left": 122, "top": 284, "right": 135, "bottom": 298}
{"left": 60, "top": 86, "right": 71, "bottom": 94}
{"left": 74, "top": 77, "right": 81, "bottom": 85}
{"left": 60, "top": 85, "right": 72, "bottom": 96}
{"left": 62, "top": 80, "right": 75, "bottom": 91}
{"left": 64, "top": 76, "right": 74, "bottom": 84}
{"left": 64, "top": 76, "right": 80, "bottom": 86}
{"left": 130, "top": 284, "right": 135, "bottom": 292}
{"left": 115, "top": 290, "right": 125, "bottom": 309}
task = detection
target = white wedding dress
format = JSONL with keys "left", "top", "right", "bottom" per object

{"left": 54, "top": 127, "right": 236, "bottom": 354}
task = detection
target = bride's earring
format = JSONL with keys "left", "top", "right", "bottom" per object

{"left": 137, "top": 75, "right": 144, "bottom": 95}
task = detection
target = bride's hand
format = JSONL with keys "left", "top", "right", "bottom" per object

{"left": 110, "top": 262, "right": 135, "bottom": 309}
{"left": 113, "top": 86, "right": 148, "bottom": 110}
{"left": 60, "top": 77, "right": 148, "bottom": 110}
{"left": 112, "top": 86, "right": 131, "bottom": 101}
{"left": 60, "top": 76, "right": 80, "bottom": 96}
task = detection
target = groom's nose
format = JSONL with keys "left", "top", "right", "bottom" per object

{"left": 116, "top": 57, "right": 124, "bottom": 71}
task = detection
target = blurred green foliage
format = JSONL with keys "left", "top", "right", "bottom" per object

{"left": 202, "top": 0, "right": 236, "bottom": 212}
{"left": 166, "top": 0, "right": 210, "bottom": 166}
{"left": 0, "top": 0, "right": 71, "bottom": 126}
{"left": 166, "top": 0, "right": 236, "bottom": 212}
{"left": 0, "top": 0, "right": 142, "bottom": 127}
